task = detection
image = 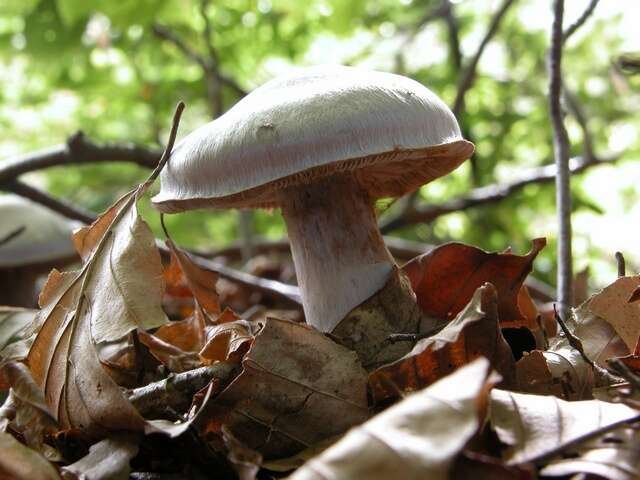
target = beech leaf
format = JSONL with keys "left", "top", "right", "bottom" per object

{"left": 369, "top": 283, "right": 515, "bottom": 403}
{"left": 0, "top": 430, "right": 60, "bottom": 480}
{"left": 540, "top": 423, "right": 640, "bottom": 480}
{"left": 26, "top": 186, "right": 166, "bottom": 436}
{"left": 164, "top": 239, "right": 220, "bottom": 315}
{"left": 490, "top": 388, "right": 640, "bottom": 464}
{"left": 203, "top": 318, "right": 369, "bottom": 459}
{"left": 402, "top": 238, "right": 545, "bottom": 326}
{"left": 289, "top": 358, "right": 499, "bottom": 480}
{"left": 61, "top": 433, "right": 139, "bottom": 480}
{"left": 588, "top": 275, "right": 640, "bottom": 353}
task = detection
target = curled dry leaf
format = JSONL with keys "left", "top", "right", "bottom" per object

{"left": 202, "top": 318, "right": 369, "bottom": 459}
{"left": 516, "top": 277, "right": 635, "bottom": 399}
{"left": 369, "top": 284, "right": 516, "bottom": 404}
{"left": 588, "top": 276, "right": 640, "bottom": 354}
{"left": 540, "top": 422, "right": 640, "bottom": 480}
{"left": 199, "top": 309, "right": 257, "bottom": 365}
{"left": 141, "top": 305, "right": 257, "bottom": 371}
{"left": 27, "top": 187, "right": 168, "bottom": 437}
{"left": 163, "top": 239, "right": 220, "bottom": 316}
{"left": 1, "top": 362, "right": 58, "bottom": 454}
{"left": 0, "top": 307, "right": 36, "bottom": 354}
{"left": 0, "top": 307, "right": 37, "bottom": 388}
{"left": 290, "top": 358, "right": 499, "bottom": 480}
{"left": 402, "top": 238, "right": 545, "bottom": 328}
{"left": 0, "top": 430, "right": 60, "bottom": 480}
{"left": 61, "top": 433, "right": 140, "bottom": 480}
{"left": 490, "top": 388, "right": 640, "bottom": 465}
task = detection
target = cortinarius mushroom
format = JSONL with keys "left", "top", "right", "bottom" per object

{"left": 153, "top": 65, "right": 473, "bottom": 333}
{"left": 0, "top": 195, "right": 80, "bottom": 306}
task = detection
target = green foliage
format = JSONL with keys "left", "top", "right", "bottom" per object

{"left": 0, "top": 0, "right": 638, "bottom": 288}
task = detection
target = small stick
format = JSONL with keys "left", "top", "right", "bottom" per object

{"left": 554, "top": 304, "right": 594, "bottom": 368}
{"left": 615, "top": 251, "right": 626, "bottom": 277}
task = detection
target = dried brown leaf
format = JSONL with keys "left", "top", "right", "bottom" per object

{"left": 402, "top": 238, "right": 545, "bottom": 327}
{"left": 0, "top": 307, "right": 37, "bottom": 388}
{"left": 61, "top": 433, "right": 139, "bottom": 480}
{"left": 1, "top": 362, "right": 58, "bottom": 453}
{"left": 26, "top": 187, "right": 166, "bottom": 436}
{"left": 540, "top": 423, "right": 640, "bottom": 480}
{"left": 163, "top": 239, "right": 219, "bottom": 315}
{"left": 203, "top": 318, "right": 369, "bottom": 459}
{"left": 588, "top": 276, "right": 640, "bottom": 353}
{"left": 369, "top": 284, "right": 515, "bottom": 404}
{"left": 290, "top": 358, "right": 499, "bottom": 480}
{"left": 490, "top": 388, "right": 640, "bottom": 464}
{"left": 0, "top": 430, "right": 60, "bottom": 480}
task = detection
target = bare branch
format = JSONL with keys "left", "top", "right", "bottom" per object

{"left": 549, "top": 0, "right": 573, "bottom": 319}
{"left": 0, "top": 132, "right": 160, "bottom": 185}
{"left": 452, "top": 0, "right": 516, "bottom": 116}
{"left": 379, "top": 154, "right": 619, "bottom": 233}
{"left": 128, "top": 363, "right": 238, "bottom": 418}
{"left": 563, "top": 86, "right": 594, "bottom": 160}
{"left": 4, "top": 180, "right": 98, "bottom": 224}
{"left": 152, "top": 23, "right": 208, "bottom": 70}
{"left": 199, "top": 0, "right": 219, "bottom": 68}
{"left": 442, "top": 0, "right": 463, "bottom": 72}
{"left": 152, "top": 20, "right": 246, "bottom": 104}
{"left": 563, "top": 0, "right": 600, "bottom": 43}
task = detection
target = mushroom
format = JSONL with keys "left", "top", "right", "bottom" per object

{"left": 0, "top": 195, "right": 80, "bottom": 307}
{"left": 153, "top": 65, "right": 473, "bottom": 335}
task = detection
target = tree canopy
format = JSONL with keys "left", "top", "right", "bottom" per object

{"left": 1, "top": 0, "right": 638, "bottom": 288}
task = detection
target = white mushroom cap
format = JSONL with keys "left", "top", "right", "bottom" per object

{"left": 0, "top": 195, "right": 80, "bottom": 268}
{"left": 153, "top": 65, "right": 473, "bottom": 212}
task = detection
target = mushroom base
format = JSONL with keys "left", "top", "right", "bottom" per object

{"left": 280, "top": 174, "right": 395, "bottom": 332}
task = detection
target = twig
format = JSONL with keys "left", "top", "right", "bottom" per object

{"left": 4, "top": 180, "right": 97, "bottom": 224}
{"left": 0, "top": 226, "right": 25, "bottom": 247}
{"left": 563, "top": 86, "right": 594, "bottom": 160}
{"left": 0, "top": 131, "right": 161, "bottom": 185}
{"left": 549, "top": 0, "right": 573, "bottom": 321}
{"left": 615, "top": 252, "right": 626, "bottom": 277}
{"left": 607, "top": 359, "right": 640, "bottom": 391}
{"left": 152, "top": 24, "right": 208, "bottom": 70}
{"left": 128, "top": 363, "right": 238, "bottom": 418}
{"left": 182, "top": 251, "right": 301, "bottom": 304}
{"left": 379, "top": 154, "right": 619, "bottom": 233}
{"left": 451, "top": 0, "right": 516, "bottom": 116}
{"left": 554, "top": 304, "right": 593, "bottom": 368}
{"left": 146, "top": 101, "right": 185, "bottom": 183}
{"left": 563, "top": 0, "right": 600, "bottom": 43}
{"left": 442, "top": 0, "right": 463, "bottom": 72}
{"left": 152, "top": 23, "right": 246, "bottom": 100}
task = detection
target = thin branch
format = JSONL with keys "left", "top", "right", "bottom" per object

{"left": 0, "top": 132, "right": 160, "bottom": 185}
{"left": 152, "top": 22, "right": 246, "bottom": 101}
{"left": 452, "top": 0, "right": 517, "bottom": 116}
{"left": 128, "top": 362, "right": 238, "bottom": 418}
{"left": 379, "top": 154, "right": 619, "bottom": 233}
{"left": 563, "top": 0, "right": 600, "bottom": 43}
{"left": 199, "top": 0, "right": 219, "bottom": 68}
{"left": 549, "top": 0, "right": 573, "bottom": 319}
{"left": 4, "top": 180, "right": 97, "bottom": 224}
{"left": 563, "top": 86, "right": 594, "bottom": 160}
{"left": 152, "top": 23, "right": 208, "bottom": 70}
{"left": 442, "top": 0, "right": 463, "bottom": 72}
{"left": 615, "top": 251, "right": 626, "bottom": 278}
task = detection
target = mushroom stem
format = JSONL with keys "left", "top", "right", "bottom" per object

{"left": 280, "top": 174, "right": 394, "bottom": 332}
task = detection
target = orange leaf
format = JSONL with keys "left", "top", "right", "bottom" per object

{"left": 164, "top": 240, "right": 220, "bottom": 315}
{"left": 369, "top": 283, "right": 515, "bottom": 404}
{"left": 402, "top": 238, "right": 545, "bottom": 325}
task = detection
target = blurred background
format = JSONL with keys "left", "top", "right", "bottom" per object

{"left": 0, "top": 0, "right": 639, "bottom": 296}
